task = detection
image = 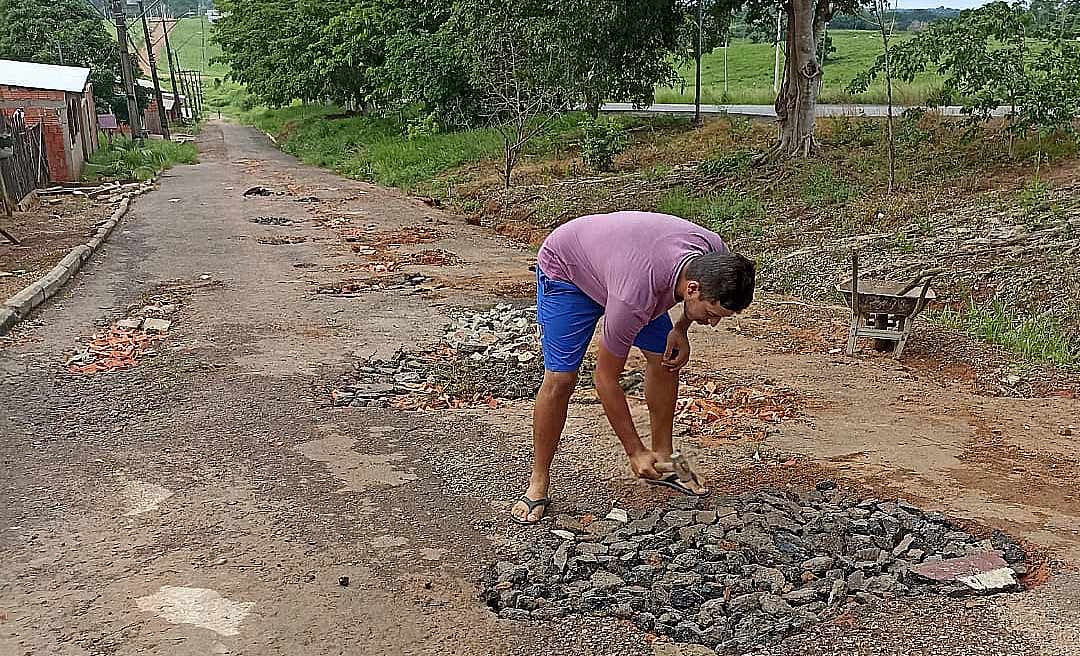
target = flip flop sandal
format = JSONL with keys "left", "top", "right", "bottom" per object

{"left": 510, "top": 496, "right": 551, "bottom": 525}
{"left": 645, "top": 473, "right": 710, "bottom": 497}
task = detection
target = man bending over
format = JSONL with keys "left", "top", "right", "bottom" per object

{"left": 511, "top": 211, "right": 755, "bottom": 524}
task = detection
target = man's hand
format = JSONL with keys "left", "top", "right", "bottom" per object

{"left": 663, "top": 327, "right": 691, "bottom": 371}
{"left": 629, "top": 449, "right": 661, "bottom": 480}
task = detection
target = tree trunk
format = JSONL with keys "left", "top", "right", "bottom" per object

{"left": 757, "top": 0, "right": 824, "bottom": 162}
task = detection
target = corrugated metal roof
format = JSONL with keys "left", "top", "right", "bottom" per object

{"left": 0, "top": 59, "right": 92, "bottom": 93}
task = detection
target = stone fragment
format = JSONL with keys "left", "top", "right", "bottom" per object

{"left": 759, "top": 594, "right": 793, "bottom": 616}
{"left": 142, "top": 317, "right": 172, "bottom": 332}
{"left": 728, "top": 592, "right": 763, "bottom": 614}
{"left": 909, "top": 551, "right": 1009, "bottom": 583}
{"left": 892, "top": 534, "right": 915, "bottom": 557}
{"left": 589, "top": 571, "right": 624, "bottom": 592}
{"left": 801, "top": 556, "right": 834, "bottom": 574}
{"left": 606, "top": 507, "right": 629, "bottom": 523}
{"left": 665, "top": 511, "right": 696, "bottom": 528}
{"left": 782, "top": 587, "right": 819, "bottom": 604}
{"left": 551, "top": 529, "right": 575, "bottom": 541}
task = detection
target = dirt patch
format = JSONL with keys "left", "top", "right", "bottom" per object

{"left": 0, "top": 196, "right": 116, "bottom": 299}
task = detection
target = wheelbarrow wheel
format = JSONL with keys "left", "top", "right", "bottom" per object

{"left": 872, "top": 338, "right": 896, "bottom": 353}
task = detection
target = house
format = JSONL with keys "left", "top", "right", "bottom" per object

{"left": 0, "top": 59, "right": 99, "bottom": 182}
{"left": 137, "top": 79, "right": 188, "bottom": 135}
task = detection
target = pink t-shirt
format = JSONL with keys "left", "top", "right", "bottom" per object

{"left": 537, "top": 211, "right": 728, "bottom": 357}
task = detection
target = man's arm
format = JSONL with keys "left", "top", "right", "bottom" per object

{"left": 663, "top": 307, "right": 692, "bottom": 371}
{"left": 595, "top": 343, "right": 659, "bottom": 479}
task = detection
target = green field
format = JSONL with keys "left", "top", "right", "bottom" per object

{"left": 167, "top": 16, "right": 228, "bottom": 79}
{"left": 657, "top": 29, "right": 944, "bottom": 105}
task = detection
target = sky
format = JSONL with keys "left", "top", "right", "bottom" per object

{"left": 893, "top": 0, "right": 997, "bottom": 8}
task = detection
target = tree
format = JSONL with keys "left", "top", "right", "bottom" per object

{"left": 213, "top": 0, "right": 356, "bottom": 107}
{"left": 451, "top": 1, "right": 574, "bottom": 187}
{"left": 861, "top": 0, "right": 897, "bottom": 193}
{"left": 0, "top": 0, "right": 121, "bottom": 114}
{"left": 851, "top": 2, "right": 1080, "bottom": 143}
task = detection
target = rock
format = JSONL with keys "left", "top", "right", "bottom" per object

{"left": 589, "top": 571, "right": 624, "bottom": 592}
{"left": 905, "top": 549, "right": 926, "bottom": 562}
{"left": 553, "top": 543, "right": 569, "bottom": 572}
{"left": 551, "top": 529, "right": 576, "bottom": 541}
{"left": 854, "top": 547, "right": 881, "bottom": 562}
{"left": 766, "top": 512, "right": 802, "bottom": 534}
{"left": 728, "top": 592, "right": 763, "bottom": 615}
{"left": 815, "top": 480, "right": 837, "bottom": 491}
{"left": 892, "top": 534, "right": 915, "bottom": 557}
{"left": 866, "top": 574, "right": 899, "bottom": 594}
{"left": 665, "top": 511, "right": 696, "bottom": 528}
{"left": 576, "top": 543, "right": 609, "bottom": 556}
{"left": 626, "top": 516, "right": 660, "bottom": 535}
{"left": 679, "top": 525, "right": 705, "bottom": 542}
{"left": 606, "top": 508, "right": 629, "bottom": 523}
{"left": 751, "top": 567, "right": 788, "bottom": 595}
{"left": 498, "top": 608, "right": 532, "bottom": 621}
{"left": 117, "top": 317, "right": 143, "bottom": 330}
{"left": 670, "top": 586, "right": 705, "bottom": 610}
{"left": 782, "top": 587, "right": 819, "bottom": 604}
{"left": 846, "top": 570, "right": 866, "bottom": 591}
{"left": 694, "top": 510, "right": 719, "bottom": 525}
{"left": 801, "top": 556, "right": 834, "bottom": 574}
{"left": 760, "top": 594, "right": 793, "bottom": 616}
{"left": 652, "top": 642, "right": 717, "bottom": 656}
{"left": 142, "top": 317, "right": 172, "bottom": 332}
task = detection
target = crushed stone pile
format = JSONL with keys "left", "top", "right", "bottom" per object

{"left": 332, "top": 304, "right": 543, "bottom": 407}
{"left": 480, "top": 485, "right": 1026, "bottom": 651}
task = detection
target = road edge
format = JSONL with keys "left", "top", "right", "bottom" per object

{"left": 1, "top": 185, "right": 152, "bottom": 336}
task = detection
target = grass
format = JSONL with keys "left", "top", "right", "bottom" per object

{"left": 657, "top": 29, "right": 944, "bottom": 106}
{"left": 84, "top": 134, "right": 198, "bottom": 182}
{"left": 235, "top": 106, "right": 588, "bottom": 190}
{"left": 931, "top": 301, "right": 1080, "bottom": 368}
{"left": 656, "top": 187, "right": 768, "bottom": 239}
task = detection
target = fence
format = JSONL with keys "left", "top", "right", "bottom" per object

{"left": 0, "top": 111, "right": 50, "bottom": 210}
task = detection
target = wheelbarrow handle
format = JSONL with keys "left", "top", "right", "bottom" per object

{"left": 896, "top": 267, "right": 946, "bottom": 297}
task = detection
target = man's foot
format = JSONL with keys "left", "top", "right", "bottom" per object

{"left": 510, "top": 495, "right": 551, "bottom": 525}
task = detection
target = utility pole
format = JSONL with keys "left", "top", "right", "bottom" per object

{"left": 695, "top": 0, "right": 703, "bottom": 126}
{"left": 137, "top": 0, "right": 170, "bottom": 138}
{"left": 773, "top": 6, "right": 783, "bottom": 94}
{"left": 160, "top": 3, "right": 183, "bottom": 122}
{"left": 110, "top": 0, "right": 144, "bottom": 138}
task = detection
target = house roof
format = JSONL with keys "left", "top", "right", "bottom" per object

{"left": 0, "top": 59, "right": 92, "bottom": 93}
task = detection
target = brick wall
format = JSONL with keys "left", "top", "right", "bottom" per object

{"left": 0, "top": 84, "right": 77, "bottom": 181}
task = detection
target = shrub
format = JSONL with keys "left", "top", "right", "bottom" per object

{"left": 84, "top": 134, "right": 198, "bottom": 182}
{"left": 579, "top": 116, "right": 626, "bottom": 172}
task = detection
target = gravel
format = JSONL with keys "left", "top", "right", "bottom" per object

{"left": 479, "top": 486, "right": 1026, "bottom": 651}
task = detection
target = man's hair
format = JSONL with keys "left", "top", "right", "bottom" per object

{"left": 685, "top": 251, "right": 756, "bottom": 311}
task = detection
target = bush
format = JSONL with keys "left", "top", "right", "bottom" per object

{"left": 579, "top": 116, "right": 626, "bottom": 172}
{"left": 84, "top": 134, "right": 198, "bottom": 182}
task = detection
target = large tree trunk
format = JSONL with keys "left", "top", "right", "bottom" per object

{"left": 758, "top": 0, "right": 827, "bottom": 162}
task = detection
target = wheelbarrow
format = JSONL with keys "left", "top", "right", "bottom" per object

{"left": 836, "top": 252, "right": 942, "bottom": 358}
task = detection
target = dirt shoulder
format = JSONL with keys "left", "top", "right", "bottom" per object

{"left": 0, "top": 194, "right": 118, "bottom": 300}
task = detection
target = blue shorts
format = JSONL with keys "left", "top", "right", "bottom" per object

{"left": 536, "top": 267, "right": 672, "bottom": 372}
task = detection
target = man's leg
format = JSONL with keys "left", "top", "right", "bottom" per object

{"left": 633, "top": 313, "right": 679, "bottom": 459}
{"left": 642, "top": 351, "right": 678, "bottom": 459}
{"left": 512, "top": 370, "right": 578, "bottom": 522}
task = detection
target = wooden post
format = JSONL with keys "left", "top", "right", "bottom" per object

{"left": 846, "top": 251, "right": 860, "bottom": 355}
{"left": 0, "top": 173, "right": 20, "bottom": 244}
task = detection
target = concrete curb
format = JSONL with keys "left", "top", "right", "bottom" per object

{"left": 0, "top": 194, "right": 136, "bottom": 336}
